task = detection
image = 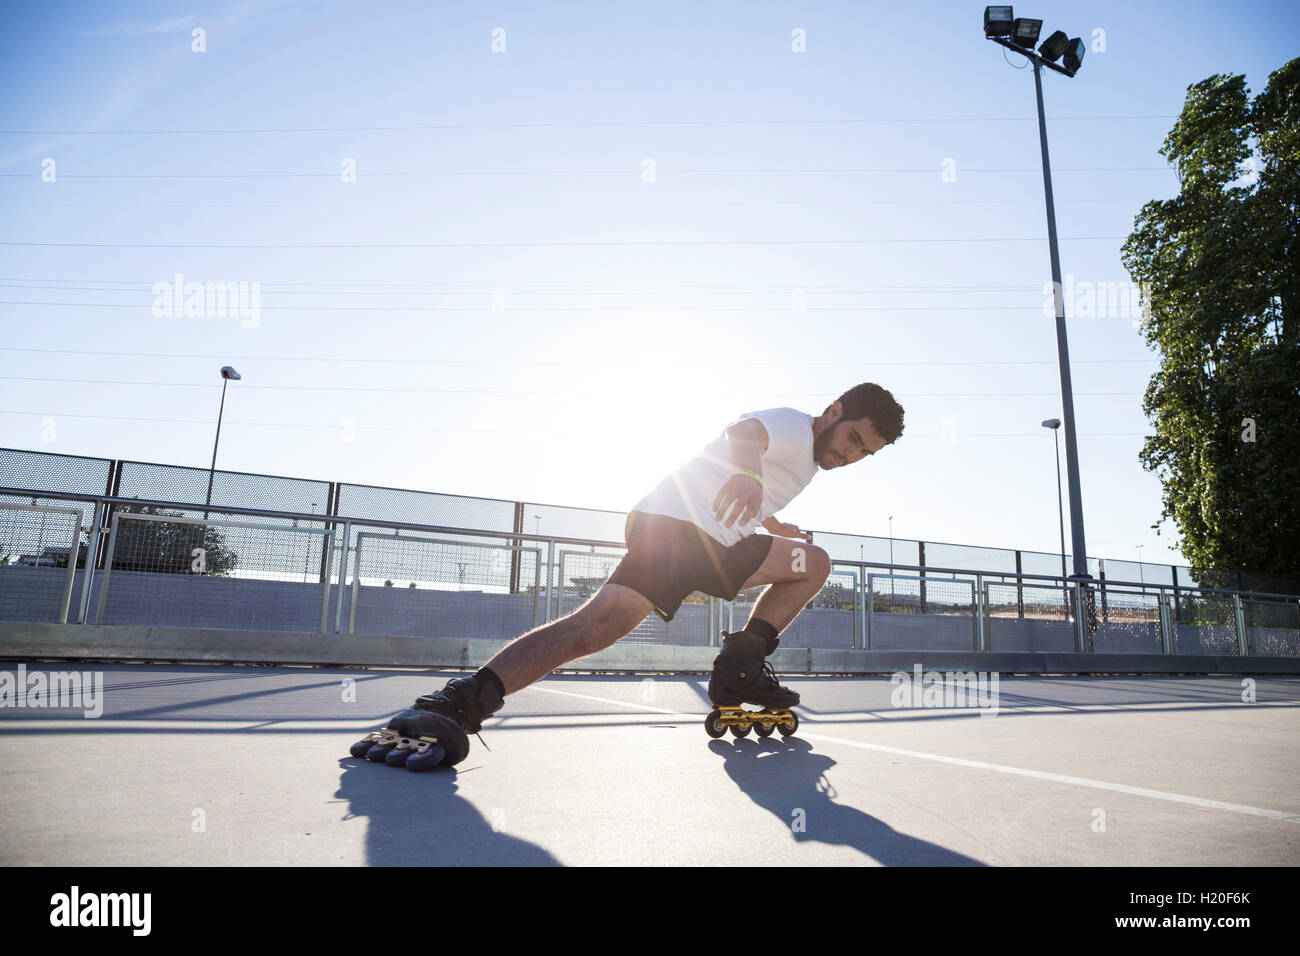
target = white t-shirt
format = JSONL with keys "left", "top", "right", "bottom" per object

{"left": 630, "top": 407, "right": 817, "bottom": 547}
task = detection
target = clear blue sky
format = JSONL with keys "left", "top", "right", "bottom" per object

{"left": 2, "top": 0, "right": 1296, "bottom": 582}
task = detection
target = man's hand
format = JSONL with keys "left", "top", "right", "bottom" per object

{"left": 767, "top": 520, "right": 813, "bottom": 542}
{"left": 713, "top": 473, "right": 764, "bottom": 528}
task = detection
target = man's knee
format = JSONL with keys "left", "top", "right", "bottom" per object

{"left": 791, "top": 543, "right": 831, "bottom": 584}
{"left": 807, "top": 545, "right": 832, "bottom": 583}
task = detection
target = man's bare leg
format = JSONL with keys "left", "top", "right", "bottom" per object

{"left": 736, "top": 538, "right": 832, "bottom": 634}
{"left": 483, "top": 583, "right": 654, "bottom": 694}
{"left": 705, "top": 537, "right": 831, "bottom": 710}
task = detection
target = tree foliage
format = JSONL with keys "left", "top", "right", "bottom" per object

{"left": 1121, "top": 58, "right": 1300, "bottom": 592}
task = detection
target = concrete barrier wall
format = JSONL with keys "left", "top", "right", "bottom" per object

{"left": 3, "top": 621, "right": 1299, "bottom": 674}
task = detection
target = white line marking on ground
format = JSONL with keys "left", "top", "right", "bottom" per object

{"left": 531, "top": 686, "right": 1300, "bottom": 823}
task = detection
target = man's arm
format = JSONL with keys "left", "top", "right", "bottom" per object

{"left": 726, "top": 418, "right": 768, "bottom": 466}
{"left": 711, "top": 419, "right": 769, "bottom": 528}
{"left": 762, "top": 514, "right": 814, "bottom": 542}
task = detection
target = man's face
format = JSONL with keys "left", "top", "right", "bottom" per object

{"left": 814, "top": 416, "right": 887, "bottom": 470}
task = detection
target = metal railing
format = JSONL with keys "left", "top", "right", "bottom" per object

{"left": 7, "top": 445, "right": 1300, "bottom": 599}
{"left": 1, "top": 487, "right": 1298, "bottom": 658}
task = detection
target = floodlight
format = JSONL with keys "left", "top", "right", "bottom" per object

{"left": 1011, "top": 17, "right": 1042, "bottom": 48}
{"left": 984, "top": 6, "right": 1014, "bottom": 37}
{"left": 1063, "top": 38, "right": 1086, "bottom": 73}
{"left": 1038, "top": 30, "right": 1069, "bottom": 62}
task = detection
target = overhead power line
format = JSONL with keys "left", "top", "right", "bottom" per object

{"left": 0, "top": 235, "right": 1124, "bottom": 249}
{"left": 0, "top": 408, "right": 1149, "bottom": 439}
{"left": 0, "top": 375, "right": 1142, "bottom": 398}
{"left": 0, "top": 346, "right": 1157, "bottom": 368}
{"left": 0, "top": 165, "right": 1171, "bottom": 179}
{"left": 0, "top": 114, "right": 1177, "bottom": 135}
{"left": 0, "top": 299, "right": 1070, "bottom": 313}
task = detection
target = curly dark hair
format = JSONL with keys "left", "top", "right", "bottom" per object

{"left": 834, "top": 383, "right": 905, "bottom": 444}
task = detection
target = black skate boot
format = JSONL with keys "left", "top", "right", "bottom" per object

{"left": 708, "top": 630, "right": 799, "bottom": 708}
{"left": 705, "top": 629, "right": 801, "bottom": 739}
{"left": 348, "top": 673, "right": 504, "bottom": 771}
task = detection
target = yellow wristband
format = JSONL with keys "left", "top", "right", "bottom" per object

{"left": 736, "top": 469, "right": 764, "bottom": 487}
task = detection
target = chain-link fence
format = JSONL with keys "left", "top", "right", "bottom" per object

{"left": 5, "top": 446, "right": 1295, "bottom": 601}
{"left": 116, "top": 459, "right": 332, "bottom": 520}
{"left": 984, "top": 580, "right": 1074, "bottom": 653}
{"left": 1170, "top": 588, "right": 1241, "bottom": 656}
{"left": 95, "top": 512, "right": 334, "bottom": 632}
{"left": 347, "top": 532, "right": 541, "bottom": 639}
{"left": 3, "top": 448, "right": 1300, "bottom": 659}
{"left": 1089, "top": 586, "right": 1163, "bottom": 654}
{"left": 867, "top": 574, "right": 978, "bottom": 650}
{"left": 0, "top": 503, "right": 84, "bottom": 623}
{"left": 1244, "top": 598, "right": 1300, "bottom": 656}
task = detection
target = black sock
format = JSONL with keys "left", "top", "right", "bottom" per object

{"left": 475, "top": 666, "right": 507, "bottom": 700}
{"left": 742, "top": 618, "right": 780, "bottom": 655}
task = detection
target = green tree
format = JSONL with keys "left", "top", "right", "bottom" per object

{"left": 1121, "top": 58, "right": 1300, "bottom": 593}
{"left": 110, "top": 504, "right": 239, "bottom": 575}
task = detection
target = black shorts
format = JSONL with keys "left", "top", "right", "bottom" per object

{"left": 606, "top": 510, "right": 774, "bottom": 622}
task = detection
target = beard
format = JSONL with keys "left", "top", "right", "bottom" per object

{"left": 813, "top": 424, "right": 839, "bottom": 468}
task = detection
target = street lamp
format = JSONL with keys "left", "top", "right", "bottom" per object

{"left": 1136, "top": 544, "right": 1145, "bottom": 594}
{"left": 984, "top": 8, "right": 1091, "bottom": 596}
{"left": 205, "top": 366, "right": 241, "bottom": 519}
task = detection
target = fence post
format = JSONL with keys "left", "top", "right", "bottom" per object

{"left": 510, "top": 501, "right": 523, "bottom": 594}
{"left": 94, "top": 511, "right": 122, "bottom": 625}
{"left": 543, "top": 539, "right": 555, "bottom": 623}
{"left": 1015, "top": 550, "right": 1024, "bottom": 619}
{"left": 974, "top": 574, "right": 984, "bottom": 651}
{"left": 1171, "top": 565, "right": 1182, "bottom": 628}
{"left": 76, "top": 500, "right": 104, "bottom": 624}
{"left": 1233, "top": 593, "right": 1249, "bottom": 656}
{"left": 853, "top": 564, "right": 863, "bottom": 650}
{"left": 1098, "top": 557, "right": 1108, "bottom": 623}
{"left": 918, "top": 542, "right": 928, "bottom": 614}
{"left": 1072, "top": 582, "right": 1086, "bottom": 652}
{"left": 1158, "top": 588, "right": 1173, "bottom": 654}
{"left": 319, "top": 528, "right": 334, "bottom": 634}
{"left": 335, "top": 520, "right": 351, "bottom": 634}
{"left": 865, "top": 573, "right": 875, "bottom": 650}
{"left": 55, "top": 511, "right": 79, "bottom": 625}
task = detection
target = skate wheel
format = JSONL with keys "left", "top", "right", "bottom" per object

{"left": 366, "top": 742, "right": 397, "bottom": 762}
{"left": 405, "top": 745, "right": 446, "bottom": 771}
{"left": 704, "top": 710, "right": 726, "bottom": 739}
{"left": 730, "top": 722, "right": 752, "bottom": 738}
{"left": 777, "top": 711, "right": 799, "bottom": 737}
{"left": 349, "top": 737, "right": 377, "bottom": 758}
{"left": 385, "top": 744, "right": 414, "bottom": 766}
{"left": 754, "top": 719, "right": 775, "bottom": 738}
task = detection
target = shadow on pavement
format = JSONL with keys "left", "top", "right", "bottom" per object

{"left": 334, "top": 759, "right": 560, "bottom": 866}
{"left": 710, "top": 736, "right": 987, "bottom": 866}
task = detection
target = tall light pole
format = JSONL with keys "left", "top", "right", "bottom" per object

{"left": 1136, "top": 544, "right": 1145, "bottom": 594}
{"left": 205, "top": 366, "right": 241, "bottom": 519}
{"left": 1042, "top": 418, "right": 1067, "bottom": 610}
{"left": 984, "top": 8, "right": 1091, "bottom": 587}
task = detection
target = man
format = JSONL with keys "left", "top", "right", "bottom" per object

{"left": 350, "top": 382, "right": 905, "bottom": 770}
